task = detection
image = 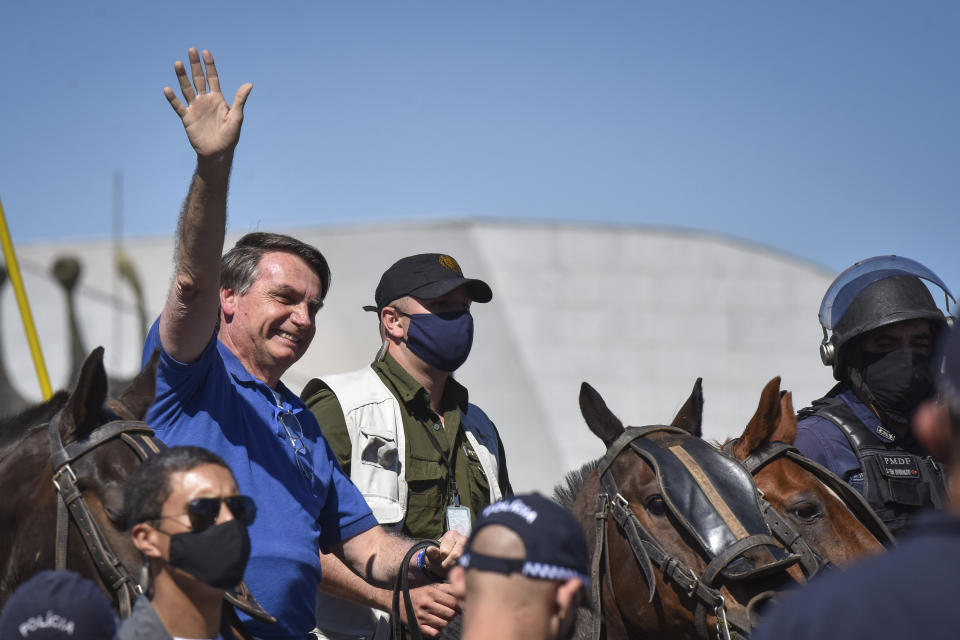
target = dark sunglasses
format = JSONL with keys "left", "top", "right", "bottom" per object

{"left": 163, "top": 495, "right": 257, "bottom": 533}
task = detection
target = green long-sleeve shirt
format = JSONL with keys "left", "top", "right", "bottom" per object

{"left": 301, "top": 353, "right": 512, "bottom": 540}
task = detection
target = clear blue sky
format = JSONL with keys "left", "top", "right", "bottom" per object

{"left": 3, "top": 2, "right": 959, "bottom": 301}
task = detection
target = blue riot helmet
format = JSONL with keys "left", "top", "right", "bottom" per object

{"left": 819, "top": 256, "right": 954, "bottom": 380}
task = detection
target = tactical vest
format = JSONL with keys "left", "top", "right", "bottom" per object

{"left": 312, "top": 366, "right": 504, "bottom": 640}
{"left": 799, "top": 395, "right": 947, "bottom": 538}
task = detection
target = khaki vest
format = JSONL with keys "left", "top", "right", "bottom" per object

{"left": 313, "top": 366, "right": 504, "bottom": 640}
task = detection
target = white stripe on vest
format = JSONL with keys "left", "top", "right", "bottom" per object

{"left": 313, "top": 366, "right": 504, "bottom": 640}
{"left": 322, "top": 365, "right": 503, "bottom": 524}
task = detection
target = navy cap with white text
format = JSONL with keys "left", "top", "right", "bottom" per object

{"left": 0, "top": 571, "right": 116, "bottom": 640}
{"left": 458, "top": 493, "right": 590, "bottom": 585}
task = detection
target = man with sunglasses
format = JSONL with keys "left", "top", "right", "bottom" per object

{"left": 141, "top": 49, "right": 466, "bottom": 640}
{"left": 302, "top": 254, "right": 513, "bottom": 639}
{"left": 118, "top": 446, "right": 254, "bottom": 640}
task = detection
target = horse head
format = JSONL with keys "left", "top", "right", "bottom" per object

{"left": 718, "top": 377, "right": 887, "bottom": 570}
{"left": 567, "top": 382, "right": 802, "bottom": 640}
{"left": 0, "top": 347, "right": 160, "bottom": 611}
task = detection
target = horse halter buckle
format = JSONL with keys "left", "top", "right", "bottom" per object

{"left": 612, "top": 492, "right": 629, "bottom": 510}
{"left": 52, "top": 464, "right": 78, "bottom": 492}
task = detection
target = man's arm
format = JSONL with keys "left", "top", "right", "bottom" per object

{"left": 328, "top": 526, "right": 465, "bottom": 588}
{"left": 318, "top": 551, "right": 459, "bottom": 637}
{"left": 158, "top": 48, "right": 252, "bottom": 363}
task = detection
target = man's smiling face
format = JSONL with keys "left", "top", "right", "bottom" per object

{"left": 220, "top": 251, "right": 323, "bottom": 386}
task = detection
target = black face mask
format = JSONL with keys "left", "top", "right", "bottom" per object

{"left": 855, "top": 348, "right": 934, "bottom": 433}
{"left": 168, "top": 519, "right": 251, "bottom": 590}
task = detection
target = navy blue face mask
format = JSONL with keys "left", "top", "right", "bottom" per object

{"left": 405, "top": 310, "right": 474, "bottom": 372}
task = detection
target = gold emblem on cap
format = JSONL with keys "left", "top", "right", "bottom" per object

{"left": 438, "top": 255, "right": 462, "bottom": 274}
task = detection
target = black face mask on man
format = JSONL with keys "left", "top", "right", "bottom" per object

{"left": 167, "top": 519, "right": 251, "bottom": 590}
{"left": 850, "top": 348, "right": 934, "bottom": 434}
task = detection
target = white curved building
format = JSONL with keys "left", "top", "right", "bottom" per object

{"left": 4, "top": 221, "right": 836, "bottom": 492}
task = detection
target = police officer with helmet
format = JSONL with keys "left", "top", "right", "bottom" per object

{"left": 795, "top": 255, "right": 953, "bottom": 538}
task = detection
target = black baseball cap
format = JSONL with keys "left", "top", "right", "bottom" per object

{"left": 364, "top": 253, "right": 493, "bottom": 312}
{"left": 458, "top": 493, "right": 590, "bottom": 585}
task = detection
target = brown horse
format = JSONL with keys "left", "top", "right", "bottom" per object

{"left": 693, "top": 378, "right": 888, "bottom": 570}
{"left": 0, "top": 347, "right": 159, "bottom": 612}
{"left": 556, "top": 382, "right": 804, "bottom": 640}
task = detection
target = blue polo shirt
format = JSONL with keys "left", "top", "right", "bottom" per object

{"left": 752, "top": 509, "right": 960, "bottom": 640}
{"left": 794, "top": 388, "right": 887, "bottom": 494}
{"left": 142, "top": 319, "right": 378, "bottom": 640}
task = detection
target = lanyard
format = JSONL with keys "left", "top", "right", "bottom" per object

{"left": 421, "top": 420, "right": 464, "bottom": 506}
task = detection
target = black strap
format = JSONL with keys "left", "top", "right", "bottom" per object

{"left": 590, "top": 493, "right": 607, "bottom": 640}
{"left": 48, "top": 411, "right": 159, "bottom": 618}
{"left": 392, "top": 540, "right": 440, "bottom": 640}
{"left": 725, "top": 436, "right": 895, "bottom": 548}
{"left": 421, "top": 421, "right": 464, "bottom": 505}
{"left": 724, "top": 439, "right": 834, "bottom": 578}
{"left": 782, "top": 449, "right": 895, "bottom": 546}
{"left": 463, "top": 552, "right": 524, "bottom": 575}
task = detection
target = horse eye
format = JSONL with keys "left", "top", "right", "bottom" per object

{"left": 788, "top": 502, "right": 822, "bottom": 523}
{"left": 645, "top": 495, "right": 667, "bottom": 516}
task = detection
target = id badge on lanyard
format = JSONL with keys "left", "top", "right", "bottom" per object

{"left": 446, "top": 505, "right": 472, "bottom": 536}
{"left": 424, "top": 421, "right": 473, "bottom": 536}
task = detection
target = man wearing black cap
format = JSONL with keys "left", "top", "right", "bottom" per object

{"left": 752, "top": 323, "right": 960, "bottom": 640}
{"left": 448, "top": 494, "right": 588, "bottom": 640}
{"left": 302, "top": 253, "right": 513, "bottom": 639}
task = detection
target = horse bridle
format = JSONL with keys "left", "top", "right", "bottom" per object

{"left": 48, "top": 409, "right": 162, "bottom": 617}
{"left": 724, "top": 439, "right": 895, "bottom": 561}
{"left": 591, "top": 425, "right": 795, "bottom": 640}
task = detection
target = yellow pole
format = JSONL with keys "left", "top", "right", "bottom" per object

{"left": 0, "top": 196, "right": 53, "bottom": 400}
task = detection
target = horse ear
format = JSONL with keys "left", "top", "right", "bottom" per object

{"left": 732, "top": 377, "right": 782, "bottom": 460}
{"left": 671, "top": 377, "right": 703, "bottom": 437}
{"left": 116, "top": 348, "right": 159, "bottom": 420}
{"left": 770, "top": 390, "right": 798, "bottom": 445}
{"left": 579, "top": 382, "right": 625, "bottom": 448}
{"left": 60, "top": 347, "right": 109, "bottom": 444}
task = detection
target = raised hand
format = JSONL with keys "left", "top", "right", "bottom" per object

{"left": 163, "top": 48, "right": 253, "bottom": 159}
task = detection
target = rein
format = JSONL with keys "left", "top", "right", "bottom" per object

{"left": 48, "top": 410, "right": 162, "bottom": 617}
{"left": 720, "top": 440, "right": 830, "bottom": 579}
{"left": 591, "top": 426, "right": 787, "bottom": 640}
{"left": 725, "top": 439, "right": 894, "bottom": 553}
{"left": 391, "top": 539, "right": 441, "bottom": 640}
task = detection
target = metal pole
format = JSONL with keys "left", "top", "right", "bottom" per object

{"left": 113, "top": 170, "right": 123, "bottom": 372}
{"left": 0, "top": 196, "right": 53, "bottom": 399}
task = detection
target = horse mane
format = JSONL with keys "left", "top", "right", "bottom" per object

{"left": 553, "top": 457, "right": 601, "bottom": 508}
{"left": 0, "top": 391, "right": 70, "bottom": 450}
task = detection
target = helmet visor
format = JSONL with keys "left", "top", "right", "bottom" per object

{"left": 819, "top": 256, "right": 954, "bottom": 331}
